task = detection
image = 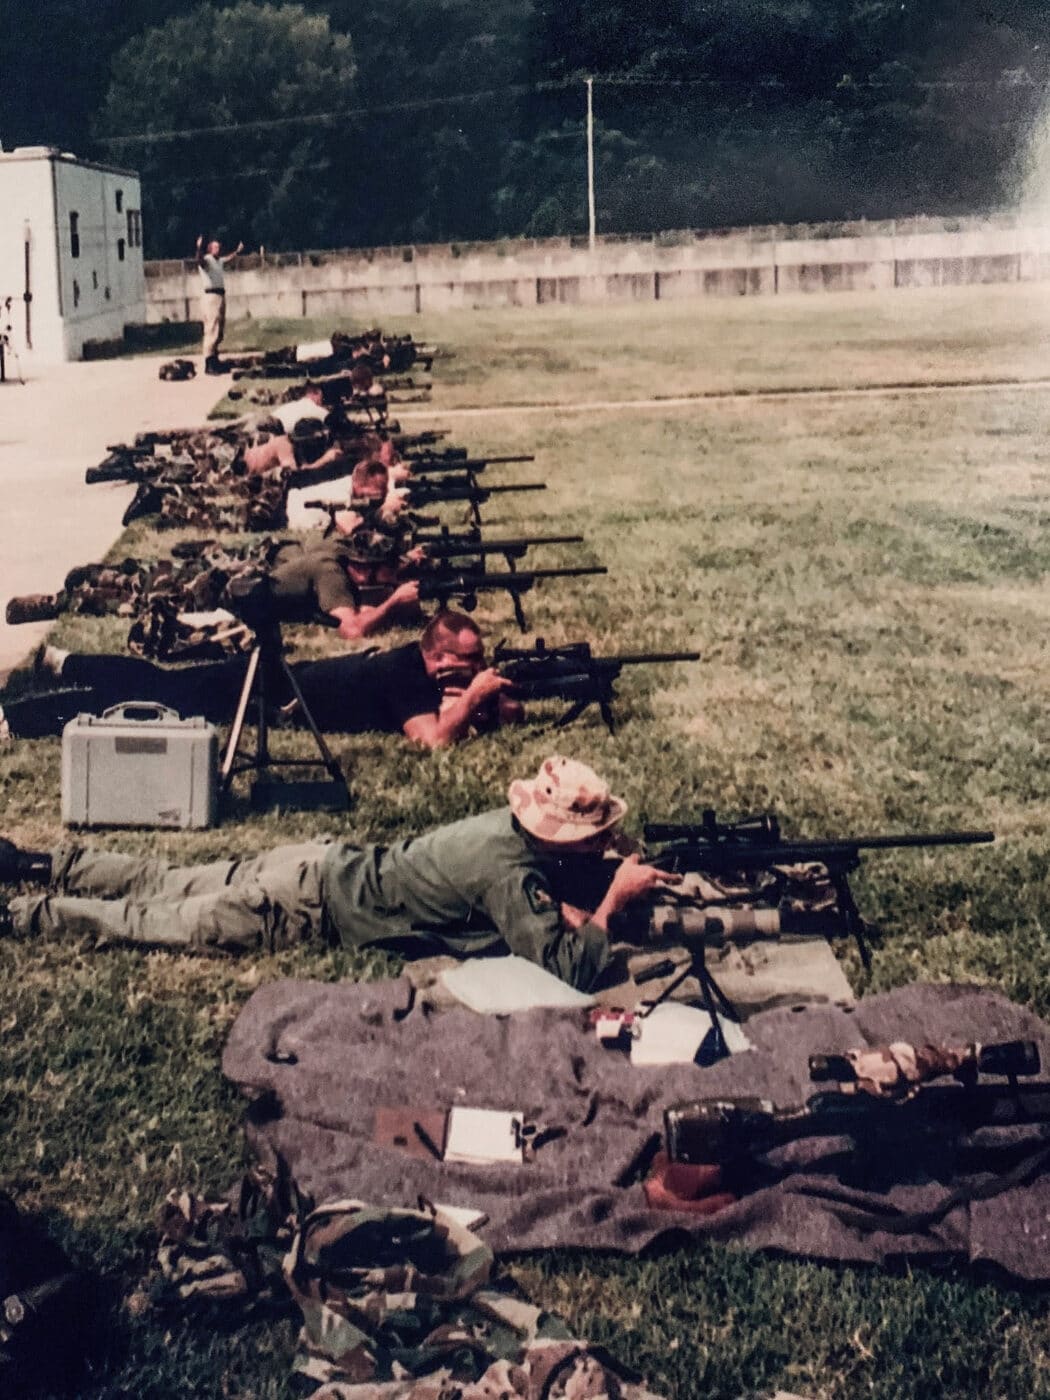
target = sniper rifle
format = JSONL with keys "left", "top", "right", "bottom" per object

{"left": 418, "top": 565, "right": 607, "bottom": 631}
{"left": 557, "top": 814, "right": 994, "bottom": 1051}
{"left": 640, "top": 811, "right": 994, "bottom": 970}
{"left": 418, "top": 532, "right": 585, "bottom": 567}
{"left": 481, "top": 637, "right": 700, "bottom": 733}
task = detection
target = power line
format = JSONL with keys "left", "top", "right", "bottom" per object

{"left": 95, "top": 80, "right": 579, "bottom": 146}
{"left": 93, "top": 71, "right": 1043, "bottom": 148}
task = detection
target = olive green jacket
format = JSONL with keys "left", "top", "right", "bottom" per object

{"left": 321, "top": 808, "right": 610, "bottom": 989}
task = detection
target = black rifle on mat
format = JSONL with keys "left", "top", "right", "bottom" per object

{"left": 663, "top": 1039, "right": 1050, "bottom": 1217}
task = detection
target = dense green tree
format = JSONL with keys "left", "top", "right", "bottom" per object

{"left": 6, "top": 0, "right": 1050, "bottom": 251}
{"left": 94, "top": 3, "right": 357, "bottom": 253}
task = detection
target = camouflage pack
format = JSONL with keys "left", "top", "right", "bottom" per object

{"left": 154, "top": 1186, "right": 664, "bottom": 1399}
{"left": 283, "top": 1199, "right": 663, "bottom": 1399}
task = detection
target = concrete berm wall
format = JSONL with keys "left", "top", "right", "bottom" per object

{"left": 144, "top": 213, "right": 1050, "bottom": 324}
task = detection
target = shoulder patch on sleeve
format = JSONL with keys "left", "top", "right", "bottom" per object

{"left": 522, "top": 871, "right": 556, "bottom": 916}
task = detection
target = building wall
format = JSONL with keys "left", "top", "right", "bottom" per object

{"left": 144, "top": 214, "right": 1050, "bottom": 325}
{"left": 51, "top": 161, "right": 145, "bottom": 359}
{"left": 0, "top": 151, "right": 145, "bottom": 365}
{"left": 0, "top": 159, "right": 64, "bottom": 363}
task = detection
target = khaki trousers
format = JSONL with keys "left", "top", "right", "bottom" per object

{"left": 201, "top": 291, "right": 226, "bottom": 359}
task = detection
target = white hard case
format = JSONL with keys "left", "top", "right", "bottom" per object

{"left": 61, "top": 703, "right": 219, "bottom": 829}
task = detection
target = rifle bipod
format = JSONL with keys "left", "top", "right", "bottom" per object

{"left": 220, "top": 625, "right": 350, "bottom": 812}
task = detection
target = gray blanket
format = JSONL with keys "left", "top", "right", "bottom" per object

{"left": 222, "top": 979, "right": 1050, "bottom": 1280}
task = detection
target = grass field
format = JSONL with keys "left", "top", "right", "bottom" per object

{"left": 2, "top": 284, "right": 1050, "bottom": 1397}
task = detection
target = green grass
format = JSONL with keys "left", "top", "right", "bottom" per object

{"left": 220, "top": 280, "right": 1050, "bottom": 410}
{"left": 3, "top": 284, "right": 1050, "bottom": 1396}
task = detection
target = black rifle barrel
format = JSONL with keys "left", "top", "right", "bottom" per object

{"left": 408, "top": 454, "right": 535, "bottom": 473}
{"left": 420, "top": 565, "right": 606, "bottom": 594}
{"left": 420, "top": 533, "right": 585, "bottom": 554}
{"left": 643, "top": 825, "right": 995, "bottom": 851}
{"left": 409, "top": 481, "right": 547, "bottom": 497}
{"left": 495, "top": 650, "right": 699, "bottom": 675}
{"left": 594, "top": 651, "right": 701, "bottom": 666}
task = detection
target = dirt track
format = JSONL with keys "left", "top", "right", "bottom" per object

{"left": 397, "top": 373, "right": 1050, "bottom": 421}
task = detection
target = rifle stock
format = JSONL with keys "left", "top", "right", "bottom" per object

{"left": 665, "top": 1078, "right": 1050, "bottom": 1165}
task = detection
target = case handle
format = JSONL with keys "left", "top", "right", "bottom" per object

{"left": 101, "top": 702, "right": 181, "bottom": 723}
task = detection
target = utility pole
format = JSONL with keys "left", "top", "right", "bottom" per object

{"left": 586, "top": 76, "right": 596, "bottom": 251}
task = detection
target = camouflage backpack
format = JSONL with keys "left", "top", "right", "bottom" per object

{"left": 158, "top": 358, "right": 197, "bottom": 381}
{"left": 154, "top": 1185, "right": 664, "bottom": 1398}
{"left": 282, "top": 1199, "right": 664, "bottom": 1399}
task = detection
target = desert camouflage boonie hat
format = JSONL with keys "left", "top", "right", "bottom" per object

{"left": 508, "top": 755, "right": 627, "bottom": 844}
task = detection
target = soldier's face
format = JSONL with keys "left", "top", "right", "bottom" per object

{"left": 346, "top": 561, "right": 397, "bottom": 587}
{"left": 425, "top": 629, "right": 486, "bottom": 684}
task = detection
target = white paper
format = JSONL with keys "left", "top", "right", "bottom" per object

{"left": 433, "top": 1204, "right": 489, "bottom": 1230}
{"left": 441, "top": 955, "right": 595, "bottom": 1015}
{"left": 444, "top": 1107, "right": 523, "bottom": 1165}
{"left": 271, "top": 397, "right": 329, "bottom": 431}
{"left": 295, "top": 337, "right": 334, "bottom": 362}
{"left": 630, "top": 1002, "right": 752, "bottom": 1065}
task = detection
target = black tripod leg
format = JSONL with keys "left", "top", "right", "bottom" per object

{"left": 279, "top": 657, "right": 350, "bottom": 791}
{"left": 693, "top": 945, "right": 741, "bottom": 1061}
{"left": 553, "top": 698, "right": 589, "bottom": 730}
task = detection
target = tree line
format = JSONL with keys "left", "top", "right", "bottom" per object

{"left": 2, "top": 0, "right": 1048, "bottom": 258}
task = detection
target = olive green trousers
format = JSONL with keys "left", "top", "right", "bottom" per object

{"left": 10, "top": 841, "right": 333, "bottom": 954}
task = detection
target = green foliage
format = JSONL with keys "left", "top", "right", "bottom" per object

{"left": 94, "top": 2, "right": 357, "bottom": 252}
{"left": 7, "top": 0, "right": 1050, "bottom": 250}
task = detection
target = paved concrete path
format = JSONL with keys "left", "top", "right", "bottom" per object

{"left": 0, "top": 359, "right": 221, "bottom": 679}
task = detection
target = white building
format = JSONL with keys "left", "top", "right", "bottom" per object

{"left": 0, "top": 147, "right": 146, "bottom": 366}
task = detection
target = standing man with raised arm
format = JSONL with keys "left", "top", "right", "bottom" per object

{"left": 195, "top": 234, "right": 244, "bottom": 375}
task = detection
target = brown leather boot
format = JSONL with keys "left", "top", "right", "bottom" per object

{"left": 5, "top": 593, "right": 65, "bottom": 625}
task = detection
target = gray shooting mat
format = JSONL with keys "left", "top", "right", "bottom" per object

{"left": 222, "top": 979, "right": 1050, "bottom": 1280}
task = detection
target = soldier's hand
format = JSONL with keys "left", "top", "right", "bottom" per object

{"left": 334, "top": 509, "right": 363, "bottom": 535}
{"left": 390, "top": 580, "right": 420, "bottom": 606}
{"left": 466, "top": 668, "right": 512, "bottom": 704}
{"left": 605, "top": 855, "right": 681, "bottom": 911}
{"left": 560, "top": 901, "right": 591, "bottom": 930}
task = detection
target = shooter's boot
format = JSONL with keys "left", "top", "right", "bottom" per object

{"left": 5, "top": 593, "right": 66, "bottom": 625}
{"left": 122, "top": 482, "right": 165, "bottom": 526}
{"left": 0, "top": 838, "right": 52, "bottom": 884}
